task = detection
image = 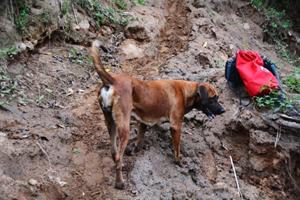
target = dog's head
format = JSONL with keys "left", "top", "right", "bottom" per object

{"left": 194, "top": 83, "right": 225, "bottom": 119}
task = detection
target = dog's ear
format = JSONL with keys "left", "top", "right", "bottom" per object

{"left": 197, "top": 85, "right": 208, "bottom": 105}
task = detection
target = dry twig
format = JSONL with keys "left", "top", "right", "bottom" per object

{"left": 36, "top": 141, "right": 52, "bottom": 170}
{"left": 274, "top": 125, "right": 281, "bottom": 148}
{"left": 230, "top": 156, "right": 243, "bottom": 199}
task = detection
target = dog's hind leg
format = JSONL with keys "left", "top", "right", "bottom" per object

{"left": 114, "top": 115, "right": 131, "bottom": 189}
{"left": 102, "top": 109, "right": 117, "bottom": 161}
{"left": 112, "top": 101, "right": 132, "bottom": 189}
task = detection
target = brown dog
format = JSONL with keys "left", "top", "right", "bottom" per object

{"left": 90, "top": 40, "right": 225, "bottom": 189}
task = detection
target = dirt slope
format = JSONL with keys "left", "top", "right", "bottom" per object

{"left": 0, "top": 0, "right": 299, "bottom": 200}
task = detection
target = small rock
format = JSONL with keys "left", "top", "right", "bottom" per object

{"left": 100, "top": 26, "right": 113, "bottom": 36}
{"left": 67, "top": 88, "right": 74, "bottom": 96}
{"left": 119, "top": 39, "right": 144, "bottom": 60}
{"left": 78, "top": 19, "right": 90, "bottom": 30}
{"left": 125, "top": 23, "right": 150, "bottom": 42}
{"left": 229, "top": 44, "right": 235, "bottom": 49}
{"left": 240, "top": 98, "right": 250, "bottom": 106}
{"left": 16, "top": 42, "right": 27, "bottom": 51}
{"left": 214, "top": 182, "right": 227, "bottom": 191}
{"left": 25, "top": 41, "right": 35, "bottom": 50}
{"left": 28, "top": 179, "right": 38, "bottom": 186}
{"left": 125, "top": 7, "right": 165, "bottom": 41}
{"left": 0, "top": 132, "right": 7, "bottom": 137}
{"left": 184, "top": 112, "right": 196, "bottom": 121}
{"left": 243, "top": 23, "right": 250, "bottom": 30}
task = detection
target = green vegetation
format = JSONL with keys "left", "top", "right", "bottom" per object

{"left": 114, "top": 0, "right": 127, "bottom": 10}
{"left": 35, "top": 94, "right": 45, "bottom": 106}
{"left": 134, "top": 0, "right": 146, "bottom": 5}
{"left": 61, "top": 0, "right": 71, "bottom": 16}
{"left": 251, "top": 0, "right": 264, "bottom": 9}
{"left": 69, "top": 48, "right": 93, "bottom": 65}
{"left": 74, "top": 0, "right": 132, "bottom": 27}
{"left": 263, "top": 8, "right": 292, "bottom": 42}
{"left": 73, "top": 148, "right": 81, "bottom": 154}
{"left": 0, "top": 66, "right": 16, "bottom": 107}
{"left": 15, "top": 2, "right": 30, "bottom": 34}
{"left": 254, "top": 89, "right": 293, "bottom": 112}
{"left": 92, "top": 0, "right": 130, "bottom": 26}
{"left": 62, "top": 15, "right": 73, "bottom": 39}
{"left": 17, "top": 91, "right": 30, "bottom": 106}
{"left": 275, "top": 41, "right": 299, "bottom": 65}
{"left": 284, "top": 68, "right": 300, "bottom": 93}
{"left": 250, "top": 0, "right": 299, "bottom": 65}
{"left": 214, "top": 59, "right": 225, "bottom": 68}
{"left": 0, "top": 47, "right": 19, "bottom": 61}
{"left": 254, "top": 68, "right": 300, "bottom": 112}
{"left": 39, "top": 9, "right": 51, "bottom": 25}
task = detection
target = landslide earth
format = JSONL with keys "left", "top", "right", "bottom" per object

{"left": 0, "top": 0, "right": 299, "bottom": 199}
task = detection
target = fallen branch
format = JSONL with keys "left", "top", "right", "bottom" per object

{"left": 277, "top": 119, "right": 300, "bottom": 130}
{"left": 279, "top": 114, "right": 300, "bottom": 123}
{"left": 230, "top": 156, "right": 243, "bottom": 199}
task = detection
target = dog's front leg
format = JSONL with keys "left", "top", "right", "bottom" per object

{"left": 135, "top": 123, "right": 146, "bottom": 151}
{"left": 170, "top": 110, "right": 184, "bottom": 165}
{"left": 170, "top": 125, "right": 182, "bottom": 164}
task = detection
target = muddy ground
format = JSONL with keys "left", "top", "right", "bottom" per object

{"left": 1, "top": 0, "right": 300, "bottom": 199}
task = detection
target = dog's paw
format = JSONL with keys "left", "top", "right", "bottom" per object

{"left": 174, "top": 158, "right": 182, "bottom": 167}
{"left": 115, "top": 181, "right": 125, "bottom": 190}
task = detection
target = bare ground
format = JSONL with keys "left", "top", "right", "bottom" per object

{"left": 0, "top": 0, "right": 300, "bottom": 200}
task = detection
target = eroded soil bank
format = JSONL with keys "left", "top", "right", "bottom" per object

{"left": 0, "top": 0, "right": 299, "bottom": 199}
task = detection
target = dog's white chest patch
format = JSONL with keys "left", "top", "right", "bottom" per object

{"left": 100, "top": 85, "right": 114, "bottom": 108}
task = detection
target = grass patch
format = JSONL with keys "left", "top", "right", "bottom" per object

{"left": 61, "top": 0, "right": 71, "bottom": 16}
{"left": 39, "top": 9, "right": 51, "bottom": 25}
{"left": 75, "top": 0, "right": 132, "bottom": 27}
{"left": 14, "top": 0, "right": 30, "bottom": 34}
{"left": 250, "top": 1, "right": 298, "bottom": 64}
{"left": 275, "top": 40, "right": 299, "bottom": 65}
{"left": 0, "top": 47, "right": 19, "bottom": 61}
{"left": 114, "top": 0, "right": 127, "bottom": 10}
{"left": 133, "top": 0, "right": 146, "bottom": 5}
{"left": 251, "top": 0, "right": 264, "bottom": 9}
{"left": 284, "top": 68, "right": 300, "bottom": 93}
{"left": 0, "top": 66, "right": 17, "bottom": 106}
{"left": 69, "top": 47, "right": 93, "bottom": 65}
{"left": 263, "top": 8, "right": 292, "bottom": 42}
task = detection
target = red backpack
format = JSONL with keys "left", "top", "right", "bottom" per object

{"left": 236, "top": 50, "right": 279, "bottom": 96}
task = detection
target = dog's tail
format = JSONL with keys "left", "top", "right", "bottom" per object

{"left": 90, "top": 40, "right": 115, "bottom": 85}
